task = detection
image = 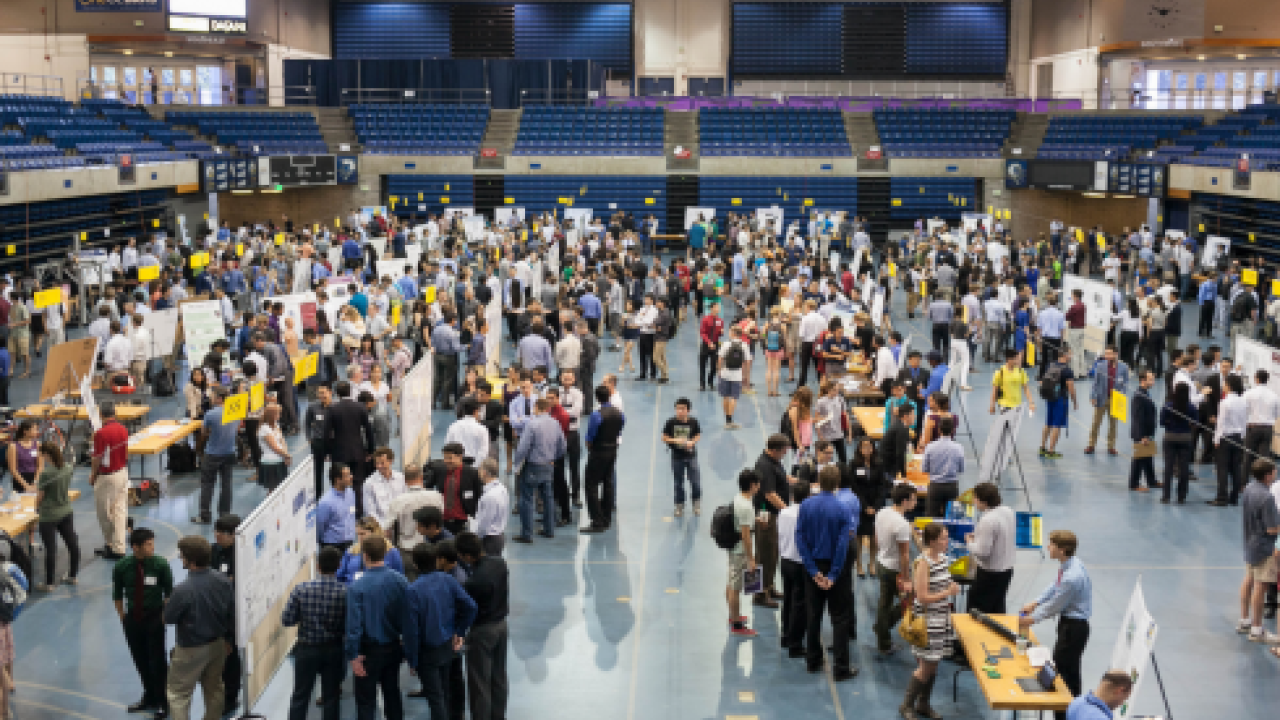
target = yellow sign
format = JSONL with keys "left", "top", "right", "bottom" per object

{"left": 223, "top": 393, "right": 249, "bottom": 424}
{"left": 4, "top": 246, "right": 13, "bottom": 256}
{"left": 249, "top": 383, "right": 266, "bottom": 413}
{"left": 1110, "top": 389, "right": 1127, "bottom": 422}
{"left": 645, "top": 197, "right": 655, "bottom": 205}
{"left": 889, "top": 263, "right": 897, "bottom": 278}
{"left": 1243, "top": 268, "right": 1258, "bottom": 285}
{"left": 391, "top": 304, "right": 401, "bottom": 326}
{"left": 425, "top": 286, "right": 437, "bottom": 304}
{"left": 335, "top": 217, "right": 341, "bottom": 228}
{"left": 988, "top": 205, "right": 994, "bottom": 215}
{"left": 274, "top": 233, "right": 285, "bottom": 246}
{"left": 1075, "top": 228, "right": 1084, "bottom": 241}
{"left": 313, "top": 223, "right": 319, "bottom": 233}
{"left": 920, "top": 187, "right": 925, "bottom": 194}
{"left": 80, "top": 232, "right": 87, "bottom": 241}
{"left": 1273, "top": 279, "right": 1280, "bottom": 297}
{"left": 564, "top": 198, "right": 573, "bottom": 207}
{"left": 731, "top": 198, "right": 741, "bottom": 205}
{"left": 236, "top": 244, "right": 244, "bottom": 257}
{"left": 1026, "top": 342, "right": 1035, "bottom": 366}
{"left": 558, "top": 197, "right": 570, "bottom": 205}
{"left": 34, "top": 288, "right": 63, "bottom": 309}
{"left": 138, "top": 266, "right": 160, "bottom": 281}
{"left": 203, "top": 213, "right": 209, "bottom": 220}
{"left": 444, "top": 183, "right": 450, "bottom": 191}
{"left": 892, "top": 199, "right": 902, "bottom": 206}
{"left": 1198, "top": 224, "right": 1205, "bottom": 232}
{"left": 294, "top": 353, "right": 319, "bottom": 385}
{"left": 418, "top": 193, "right": 423, "bottom": 201}
{"left": 441, "top": 197, "right": 450, "bottom": 204}
{"left": 1249, "top": 233, "right": 1256, "bottom": 243}
{"left": 152, "top": 219, "right": 160, "bottom": 228}
{"left": 804, "top": 199, "right": 814, "bottom": 207}
{"left": 505, "top": 197, "right": 514, "bottom": 204}
{"left": 919, "top": 281, "right": 927, "bottom": 296}
{"left": 521, "top": 230, "right": 529, "bottom": 242}
{"left": 960, "top": 197, "right": 967, "bottom": 206}
{"left": 190, "top": 252, "right": 210, "bottom": 269}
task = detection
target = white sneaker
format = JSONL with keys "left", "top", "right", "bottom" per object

{"left": 693, "top": 501, "right": 701, "bottom": 516}
{"left": 674, "top": 504, "right": 684, "bottom": 517}
{"left": 1248, "top": 629, "right": 1280, "bottom": 643}
{"left": 1237, "top": 619, "right": 1252, "bottom": 634}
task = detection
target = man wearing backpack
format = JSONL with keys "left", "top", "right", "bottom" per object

{"left": 718, "top": 327, "right": 749, "bottom": 429}
{"left": 1039, "top": 347, "right": 1078, "bottom": 459}
{"left": 715, "top": 470, "right": 760, "bottom": 636}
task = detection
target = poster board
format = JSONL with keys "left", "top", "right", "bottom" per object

{"left": 987, "top": 241, "right": 1009, "bottom": 273}
{"left": 961, "top": 212, "right": 993, "bottom": 234}
{"left": 485, "top": 277, "right": 503, "bottom": 377}
{"left": 495, "top": 207, "right": 526, "bottom": 224}
{"left": 1232, "top": 336, "right": 1280, "bottom": 393}
{"left": 1202, "top": 235, "right": 1231, "bottom": 268}
{"left": 564, "top": 208, "right": 594, "bottom": 228}
{"left": 755, "top": 207, "right": 784, "bottom": 233}
{"left": 926, "top": 219, "right": 947, "bottom": 236}
{"left": 684, "top": 207, "right": 717, "bottom": 230}
{"left": 400, "top": 354, "right": 435, "bottom": 469}
{"left": 39, "top": 338, "right": 100, "bottom": 401}
{"left": 235, "top": 457, "right": 317, "bottom": 710}
{"left": 1060, "top": 273, "right": 1115, "bottom": 331}
{"left": 444, "top": 206, "right": 475, "bottom": 220}
{"left": 143, "top": 308, "right": 180, "bottom": 360}
{"left": 1109, "top": 581, "right": 1159, "bottom": 720}
{"left": 977, "top": 407, "right": 1026, "bottom": 484}
{"left": 375, "top": 259, "right": 410, "bottom": 283}
{"left": 181, "top": 299, "right": 227, "bottom": 366}
{"left": 265, "top": 292, "right": 318, "bottom": 341}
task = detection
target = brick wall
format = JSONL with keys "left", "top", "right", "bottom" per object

{"left": 1007, "top": 187, "right": 1149, "bottom": 238}
{"left": 216, "top": 185, "right": 382, "bottom": 229}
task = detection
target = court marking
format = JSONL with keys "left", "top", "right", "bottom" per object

{"left": 12, "top": 698, "right": 104, "bottom": 720}
{"left": 14, "top": 681, "right": 128, "bottom": 710}
{"left": 625, "top": 386, "right": 662, "bottom": 720}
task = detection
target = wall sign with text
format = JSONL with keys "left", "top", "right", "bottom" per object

{"left": 75, "top": 0, "right": 161, "bottom": 12}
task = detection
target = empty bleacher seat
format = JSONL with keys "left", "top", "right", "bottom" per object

{"left": 697, "top": 107, "right": 850, "bottom": 157}
{"left": 873, "top": 108, "right": 1013, "bottom": 158}
{"left": 513, "top": 106, "right": 662, "bottom": 156}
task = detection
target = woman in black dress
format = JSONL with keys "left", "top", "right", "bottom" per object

{"left": 848, "top": 438, "right": 886, "bottom": 578}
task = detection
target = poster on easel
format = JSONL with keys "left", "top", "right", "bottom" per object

{"left": 977, "top": 406, "right": 1025, "bottom": 485}
{"left": 1202, "top": 235, "right": 1231, "bottom": 268}
{"left": 180, "top": 299, "right": 226, "bottom": 367}
{"left": 1060, "top": 273, "right": 1115, "bottom": 331}
{"left": 143, "top": 308, "right": 180, "bottom": 361}
{"left": 40, "top": 338, "right": 101, "bottom": 402}
{"left": 1109, "top": 581, "right": 1159, "bottom": 720}
{"left": 400, "top": 355, "right": 435, "bottom": 469}
{"left": 684, "top": 207, "right": 717, "bottom": 230}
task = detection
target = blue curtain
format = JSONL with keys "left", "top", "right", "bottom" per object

{"left": 292, "top": 58, "right": 592, "bottom": 107}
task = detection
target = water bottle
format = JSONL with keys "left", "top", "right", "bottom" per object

{"left": 1016, "top": 612, "right": 1030, "bottom": 655}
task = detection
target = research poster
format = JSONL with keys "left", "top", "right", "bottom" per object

{"left": 401, "top": 356, "right": 435, "bottom": 468}
{"left": 1232, "top": 336, "right": 1280, "bottom": 393}
{"left": 684, "top": 207, "right": 717, "bottom": 230}
{"left": 180, "top": 299, "right": 226, "bottom": 365}
{"left": 1060, "top": 273, "right": 1115, "bottom": 331}
{"left": 1108, "top": 581, "right": 1159, "bottom": 720}
{"left": 143, "top": 308, "right": 179, "bottom": 360}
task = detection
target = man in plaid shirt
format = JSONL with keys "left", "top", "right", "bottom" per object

{"left": 282, "top": 547, "right": 347, "bottom": 720}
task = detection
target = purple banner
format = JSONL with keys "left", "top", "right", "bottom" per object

{"left": 594, "top": 96, "right": 1082, "bottom": 113}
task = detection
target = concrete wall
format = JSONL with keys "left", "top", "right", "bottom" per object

{"left": 1031, "top": 0, "right": 1280, "bottom": 59}
{"left": 0, "top": 34, "right": 91, "bottom": 101}
{"left": 1006, "top": 187, "right": 1149, "bottom": 238}
{"left": 504, "top": 156, "right": 670, "bottom": 175}
{"left": 216, "top": 184, "right": 382, "bottom": 228}
{"left": 1169, "top": 164, "right": 1280, "bottom": 199}
{"left": 698, "top": 158, "right": 860, "bottom": 175}
{"left": 635, "top": 0, "right": 730, "bottom": 95}
{"left": 0, "top": 161, "right": 200, "bottom": 205}
{"left": 1029, "top": 48, "right": 1101, "bottom": 107}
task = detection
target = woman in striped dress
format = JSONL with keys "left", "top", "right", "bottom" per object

{"left": 900, "top": 523, "right": 960, "bottom": 720}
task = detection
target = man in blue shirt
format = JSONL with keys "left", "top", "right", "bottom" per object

{"left": 342, "top": 235, "right": 363, "bottom": 273}
{"left": 0, "top": 342, "right": 10, "bottom": 405}
{"left": 192, "top": 387, "right": 240, "bottom": 524}
{"left": 512, "top": 398, "right": 567, "bottom": 544}
{"left": 395, "top": 270, "right": 419, "bottom": 305}
{"left": 403, "top": 544, "right": 477, "bottom": 720}
{"left": 282, "top": 546, "right": 348, "bottom": 720}
{"left": 1019, "top": 529, "right": 1092, "bottom": 711}
{"left": 921, "top": 350, "right": 949, "bottom": 402}
{"left": 345, "top": 535, "right": 409, "bottom": 720}
{"left": 1065, "top": 672, "right": 1134, "bottom": 720}
{"left": 577, "top": 286, "right": 603, "bottom": 335}
{"left": 316, "top": 463, "right": 357, "bottom": 552}
{"left": 432, "top": 314, "right": 462, "bottom": 411}
{"left": 348, "top": 283, "right": 369, "bottom": 318}
{"left": 1197, "top": 274, "right": 1218, "bottom": 338}
{"left": 796, "top": 465, "right": 858, "bottom": 681}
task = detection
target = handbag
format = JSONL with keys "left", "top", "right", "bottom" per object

{"left": 1132, "top": 438, "right": 1157, "bottom": 459}
{"left": 897, "top": 559, "right": 930, "bottom": 649}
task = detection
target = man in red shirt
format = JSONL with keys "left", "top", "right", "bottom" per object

{"left": 699, "top": 303, "right": 725, "bottom": 391}
{"left": 1065, "top": 289, "right": 1087, "bottom": 329}
{"left": 91, "top": 401, "right": 131, "bottom": 559}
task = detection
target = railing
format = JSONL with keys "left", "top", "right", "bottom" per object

{"left": 1048, "top": 88, "right": 1278, "bottom": 111}
{"left": 1, "top": 73, "right": 65, "bottom": 98}
{"left": 339, "top": 88, "right": 492, "bottom": 106}
{"left": 74, "top": 80, "right": 320, "bottom": 107}
{"left": 518, "top": 89, "right": 599, "bottom": 107}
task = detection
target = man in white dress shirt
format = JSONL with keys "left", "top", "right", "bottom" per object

{"left": 129, "top": 314, "right": 151, "bottom": 390}
{"left": 385, "top": 466, "right": 442, "bottom": 577}
{"left": 1242, "top": 369, "right": 1280, "bottom": 472}
{"left": 102, "top": 321, "right": 133, "bottom": 382}
{"left": 473, "top": 458, "right": 510, "bottom": 557}
{"left": 445, "top": 399, "right": 491, "bottom": 465}
{"left": 362, "top": 448, "right": 407, "bottom": 527}
{"left": 797, "top": 299, "right": 826, "bottom": 387}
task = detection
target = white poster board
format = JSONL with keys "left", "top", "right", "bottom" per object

{"left": 987, "top": 241, "right": 1009, "bottom": 273}
{"left": 358, "top": 206, "right": 388, "bottom": 225}
{"left": 870, "top": 289, "right": 885, "bottom": 328}
{"left": 977, "top": 407, "right": 1026, "bottom": 484}
{"left": 684, "top": 207, "right": 717, "bottom": 230}
{"left": 961, "top": 212, "right": 993, "bottom": 234}
{"left": 1060, "top": 273, "right": 1115, "bottom": 331}
{"left": 495, "top": 207, "right": 526, "bottom": 224}
{"left": 1108, "top": 581, "right": 1159, "bottom": 720}
{"left": 897, "top": 335, "right": 912, "bottom": 372}
{"left": 927, "top": 219, "right": 947, "bottom": 236}
{"left": 181, "top": 299, "right": 226, "bottom": 365}
{"left": 375, "top": 259, "right": 409, "bottom": 282}
{"left": 485, "top": 277, "right": 503, "bottom": 377}
{"left": 401, "top": 354, "right": 436, "bottom": 469}
{"left": 266, "top": 291, "right": 318, "bottom": 339}
{"left": 1232, "top": 336, "right": 1280, "bottom": 393}
{"left": 755, "top": 207, "right": 784, "bottom": 233}
{"left": 235, "top": 458, "right": 318, "bottom": 709}
{"left": 143, "top": 308, "right": 180, "bottom": 360}
{"left": 564, "top": 208, "right": 594, "bottom": 228}
{"left": 1202, "top": 235, "right": 1231, "bottom": 268}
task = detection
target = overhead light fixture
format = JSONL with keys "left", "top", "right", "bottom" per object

{"left": 123, "top": 49, "right": 133, "bottom": 55}
{"left": 1238, "top": 54, "right": 1248, "bottom": 60}
{"left": 1082, "top": 192, "right": 1107, "bottom": 198}
{"left": 259, "top": 187, "right": 282, "bottom": 194}
{"left": 164, "top": 51, "right": 173, "bottom": 57}
{"left": 1114, "top": 194, "right": 1136, "bottom": 199}
{"left": 231, "top": 189, "right": 253, "bottom": 194}
{"left": 1198, "top": 55, "right": 1206, "bottom": 61}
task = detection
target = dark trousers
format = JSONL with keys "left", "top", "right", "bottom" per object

{"left": 931, "top": 324, "right": 950, "bottom": 355}
{"left": 1128, "top": 457, "right": 1157, "bottom": 489}
{"left": 223, "top": 645, "right": 242, "bottom": 709}
{"left": 289, "top": 641, "right": 345, "bottom": 720}
{"left": 926, "top": 482, "right": 959, "bottom": 518}
{"left": 1197, "top": 422, "right": 1217, "bottom": 462}
{"left": 38, "top": 513, "right": 80, "bottom": 583}
{"left": 638, "top": 333, "right": 656, "bottom": 378}
{"left": 1038, "top": 338, "right": 1061, "bottom": 379}
{"left": 698, "top": 345, "right": 718, "bottom": 388}
{"left": 480, "top": 534, "right": 505, "bottom": 558}
{"left": 1216, "top": 434, "right": 1246, "bottom": 503}
{"left": 1161, "top": 439, "right": 1194, "bottom": 501}
{"left": 578, "top": 369, "right": 595, "bottom": 416}
{"left": 272, "top": 378, "right": 300, "bottom": 431}
{"left": 0, "top": 376, "right": 8, "bottom": 405}
{"left": 1054, "top": 618, "right": 1091, "bottom": 713}
{"left": 123, "top": 612, "right": 169, "bottom": 710}
{"left": 754, "top": 518, "right": 779, "bottom": 594}
{"left": 797, "top": 341, "right": 816, "bottom": 386}
{"left": 198, "top": 453, "right": 236, "bottom": 519}
{"left": 1199, "top": 300, "right": 1215, "bottom": 336}
{"left": 467, "top": 620, "right": 508, "bottom": 720}
{"left": 414, "top": 641, "right": 455, "bottom": 720}
{"left": 565, "top": 429, "right": 582, "bottom": 503}
{"left": 449, "top": 655, "right": 466, "bottom": 720}
{"left": 1244, "top": 425, "right": 1274, "bottom": 473}
{"left": 780, "top": 558, "right": 809, "bottom": 650}
{"left": 804, "top": 559, "right": 854, "bottom": 672}
{"left": 585, "top": 449, "right": 617, "bottom": 527}
{"left": 434, "top": 353, "right": 459, "bottom": 409}
{"left": 310, "top": 441, "right": 327, "bottom": 497}
{"left": 968, "top": 567, "right": 1013, "bottom": 615}
{"left": 553, "top": 454, "right": 572, "bottom": 522}
{"left": 872, "top": 560, "right": 902, "bottom": 653}
{"left": 353, "top": 642, "right": 403, "bottom": 720}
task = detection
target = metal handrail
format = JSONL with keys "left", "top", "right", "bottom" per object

{"left": 1, "top": 74, "right": 65, "bottom": 99}
{"left": 519, "top": 89, "right": 599, "bottom": 107}
{"left": 339, "top": 88, "right": 492, "bottom": 106}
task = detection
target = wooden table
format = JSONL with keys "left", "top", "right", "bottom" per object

{"left": 852, "top": 405, "right": 887, "bottom": 440}
{"left": 0, "top": 490, "right": 82, "bottom": 538}
{"left": 839, "top": 374, "right": 885, "bottom": 406}
{"left": 951, "top": 614, "right": 1073, "bottom": 714}
{"left": 127, "top": 419, "right": 205, "bottom": 501}
{"left": 16, "top": 403, "right": 150, "bottom": 425}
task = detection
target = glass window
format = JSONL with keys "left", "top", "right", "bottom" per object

{"left": 162, "top": 68, "right": 175, "bottom": 85}
{"left": 90, "top": 67, "right": 97, "bottom": 82}
{"left": 123, "top": 67, "right": 137, "bottom": 86}
{"left": 1176, "top": 74, "right": 1188, "bottom": 90}
{"left": 1214, "top": 72, "right": 1227, "bottom": 90}
{"left": 102, "top": 67, "right": 116, "bottom": 84}
{"left": 179, "top": 69, "right": 193, "bottom": 86}
{"left": 1255, "top": 71, "right": 1269, "bottom": 88}
{"left": 1195, "top": 73, "right": 1207, "bottom": 90}
{"left": 1233, "top": 72, "right": 1246, "bottom": 90}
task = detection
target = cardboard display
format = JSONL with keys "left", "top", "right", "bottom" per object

{"left": 39, "top": 338, "right": 100, "bottom": 401}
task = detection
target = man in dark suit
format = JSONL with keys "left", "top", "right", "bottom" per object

{"left": 581, "top": 386, "right": 624, "bottom": 533}
{"left": 321, "top": 380, "right": 377, "bottom": 517}
{"left": 1128, "top": 370, "right": 1160, "bottom": 491}
{"left": 895, "top": 350, "right": 926, "bottom": 436}
{"left": 422, "top": 442, "right": 483, "bottom": 535}
{"left": 1198, "top": 355, "right": 1236, "bottom": 464}
{"left": 881, "top": 404, "right": 915, "bottom": 484}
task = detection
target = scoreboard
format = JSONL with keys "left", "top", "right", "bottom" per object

{"left": 257, "top": 155, "right": 337, "bottom": 187}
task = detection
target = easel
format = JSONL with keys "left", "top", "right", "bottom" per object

{"left": 1146, "top": 652, "right": 1175, "bottom": 720}
{"left": 942, "top": 370, "right": 981, "bottom": 460}
{"left": 985, "top": 408, "right": 1034, "bottom": 514}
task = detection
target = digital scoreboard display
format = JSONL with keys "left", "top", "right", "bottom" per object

{"left": 167, "top": 0, "right": 247, "bottom": 34}
{"left": 259, "top": 155, "right": 336, "bottom": 187}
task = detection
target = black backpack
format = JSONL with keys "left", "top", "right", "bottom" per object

{"left": 1039, "top": 363, "right": 1065, "bottom": 401}
{"left": 710, "top": 504, "right": 741, "bottom": 550}
{"left": 167, "top": 442, "right": 199, "bottom": 474}
{"left": 723, "top": 341, "right": 746, "bottom": 371}
{"left": 1232, "top": 291, "right": 1256, "bottom": 322}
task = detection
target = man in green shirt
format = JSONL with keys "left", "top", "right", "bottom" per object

{"left": 112, "top": 527, "right": 174, "bottom": 716}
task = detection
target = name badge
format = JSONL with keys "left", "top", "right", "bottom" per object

{"left": 856, "top": 468, "right": 867, "bottom": 475}
{"left": 463, "top": 491, "right": 474, "bottom": 499}
{"left": 354, "top": 572, "right": 363, "bottom": 582}
{"left": 144, "top": 576, "right": 157, "bottom": 586}
{"left": 220, "top": 564, "right": 229, "bottom": 573}
{"left": 349, "top": 506, "right": 356, "bottom": 515}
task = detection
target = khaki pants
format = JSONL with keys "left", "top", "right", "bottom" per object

{"left": 654, "top": 340, "right": 669, "bottom": 379}
{"left": 907, "top": 292, "right": 921, "bottom": 316}
{"left": 131, "top": 359, "right": 147, "bottom": 389}
{"left": 1088, "top": 404, "right": 1117, "bottom": 450}
{"left": 94, "top": 467, "right": 130, "bottom": 554}
{"left": 167, "top": 640, "right": 227, "bottom": 720}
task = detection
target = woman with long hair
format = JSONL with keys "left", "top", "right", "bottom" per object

{"left": 762, "top": 307, "right": 787, "bottom": 396}
{"left": 353, "top": 335, "right": 380, "bottom": 379}
{"left": 900, "top": 522, "right": 961, "bottom": 718}
{"left": 783, "top": 387, "right": 815, "bottom": 465}
{"left": 848, "top": 438, "right": 884, "bottom": 578}
{"left": 336, "top": 516, "right": 405, "bottom": 584}
{"left": 780, "top": 286, "right": 802, "bottom": 382}
{"left": 337, "top": 305, "right": 366, "bottom": 356}
{"left": 257, "top": 404, "right": 290, "bottom": 492}
{"left": 1159, "top": 381, "right": 1198, "bottom": 504}
{"left": 35, "top": 442, "right": 79, "bottom": 590}
{"left": 916, "top": 393, "right": 958, "bottom": 454}
{"left": 6, "top": 421, "right": 40, "bottom": 494}
{"left": 185, "top": 367, "right": 211, "bottom": 420}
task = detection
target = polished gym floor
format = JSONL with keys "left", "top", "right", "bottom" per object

{"left": 7, "top": 276, "right": 1274, "bottom": 719}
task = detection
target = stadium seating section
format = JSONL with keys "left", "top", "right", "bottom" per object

{"left": 0, "top": 189, "right": 167, "bottom": 269}
{"left": 874, "top": 108, "right": 1014, "bottom": 158}
{"left": 1037, "top": 115, "right": 1204, "bottom": 160}
{"left": 503, "top": 175, "right": 666, "bottom": 220}
{"left": 514, "top": 107, "right": 662, "bottom": 156}
{"left": 699, "top": 107, "right": 851, "bottom": 156}
{"left": 386, "top": 175, "right": 476, "bottom": 219}
{"left": 890, "top": 177, "right": 978, "bottom": 220}
{"left": 166, "top": 110, "right": 327, "bottom": 155}
{"left": 352, "top": 104, "right": 489, "bottom": 155}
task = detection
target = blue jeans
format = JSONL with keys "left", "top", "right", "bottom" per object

{"left": 671, "top": 456, "right": 701, "bottom": 504}
{"left": 519, "top": 462, "right": 555, "bottom": 538}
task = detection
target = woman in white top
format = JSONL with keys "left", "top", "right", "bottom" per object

{"left": 362, "top": 365, "right": 393, "bottom": 406}
{"left": 336, "top": 305, "right": 366, "bottom": 355}
{"left": 1143, "top": 295, "right": 1168, "bottom": 376}
{"left": 1113, "top": 296, "right": 1144, "bottom": 368}
{"left": 257, "top": 404, "right": 290, "bottom": 492}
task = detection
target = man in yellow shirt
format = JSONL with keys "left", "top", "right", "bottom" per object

{"left": 989, "top": 348, "right": 1035, "bottom": 415}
